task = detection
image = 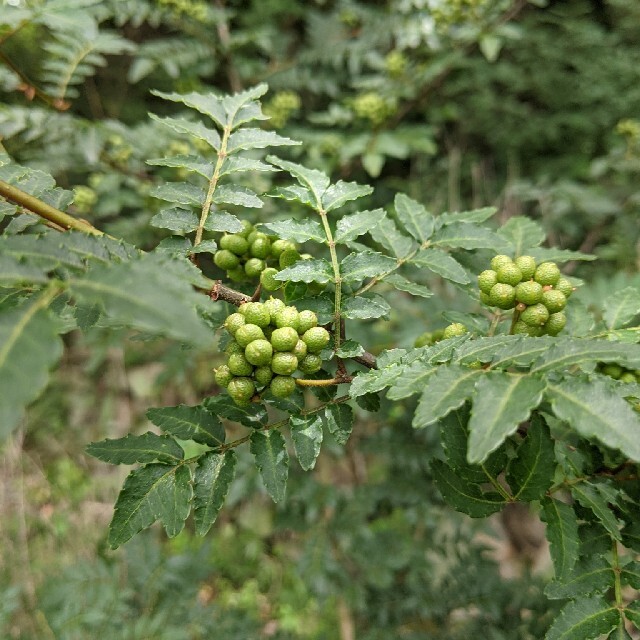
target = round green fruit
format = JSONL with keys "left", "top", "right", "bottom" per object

{"left": 250, "top": 236, "right": 271, "bottom": 259}
{"left": 479, "top": 291, "right": 491, "bottom": 306}
{"left": 270, "top": 326, "right": 299, "bottom": 352}
{"left": 512, "top": 320, "right": 541, "bottom": 336}
{"left": 490, "top": 255, "right": 513, "bottom": 271}
{"left": 214, "top": 249, "right": 240, "bottom": 270}
{"left": 271, "top": 239, "right": 296, "bottom": 259}
{"left": 224, "top": 340, "right": 244, "bottom": 356}
{"left": 264, "top": 296, "right": 286, "bottom": 320}
{"left": 298, "top": 354, "right": 322, "bottom": 374}
{"left": 214, "top": 364, "right": 233, "bottom": 387}
{"left": 220, "top": 234, "right": 249, "bottom": 256}
{"left": 270, "top": 375, "right": 297, "bottom": 398}
{"left": 228, "top": 377, "right": 256, "bottom": 403}
{"left": 238, "top": 220, "right": 254, "bottom": 238}
{"left": 274, "top": 307, "right": 301, "bottom": 331}
{"left": 227, "top": 266, "right": 247, "bottom": 283}
{"left": 477, "top": 270, "right": 498, "bottom": 295}
{"left": 260, "top": 267, "right": 282, "bottom": 291}
{"left": 534, "top": 262, "right": 561, "bottom": 286}
{"left": 271, "top": 352, "right": 299, "bottom": 375}
{"left": 514, "top": 255, "right": 537, "bottom": 280}
{"left": 442, "top": 323, "right": 468, "bottom": 340}
{"left": 235, "top": 323, "right": 265, "bottom": 348}
{"left": 620, "top": 372, "right": 636, "bottom": 383}
{"left": 247, "top": 230, "right": 267, "bottom": 245}
{"left": 245, "top": 339, "right": 273, "bottom": 366}
{"left": 224, "top": 312, "right": 246, "bottom": 335}
{"left": 241, "top": 302, "right": 271, "bottom": 328}
{"left": 489, "top": 283, "right": 516, "bottom": 309}
{"left": 292, "top": 339, "right": 308, "bottom": 361}
{"left": 520, "top": 303, "right": 550, "bottom": 327}
{"left": 414, "top": 332, "right": 433, "bottom": 348}
{"left": 254, "top": 366, "right": 274, "bottom": 387}
{"left": 544, "top": 312, "right": 566, "bottom": 336}
{"left": 279, "top": 249, "right": 301, "bottom": 269}
{"left": 555, "top": 277, "right": 574, "bottom": 298}
{"left": 227, "top": 353, "right": 254, "bottom": 376}
{"left": 541, "top": 289, "right": 567, "bottom": 313}
{"left": 515, "top": 281, "right": 543, "bottom": 306}
{"left": 601, "top": 363, "right": 623, "bottom": 379}
{"left": 297, "top": 310, "right": 318, "bottom": 334}
{"left": 496, "top": 263, "right": 523, "bottom": 286}
{"left": 244, "top": 258, "right": 265, "bottom": 278}
{"left": 302, "top": 326, "right": 331, "bottom": 353}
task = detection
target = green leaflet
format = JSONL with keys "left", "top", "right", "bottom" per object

{"left": 532, "top": 339, "right": 640, "bottom": 373}
{"left": 394, "top": 193, "right": 435, "bottom": 243}
{"left": 0, "top": 299, "right": 63, "bottom": 440}
{"left": 261, "top": 219, "right": 325, "bottom": 243}
{"left": 266, "top": 156, "right": 330, "bottom": 208}
{"left": 571, "top": 483, "right": 622, "bottom": 540}
{"left": 544, "top": 555, "right": 614, "bottom": 600}
{"left": 383, "top": 274, "right": 433, "bottom": 298}
{"left": 467, "top": 372, "right": 546, "bottom": 464}
{"left": 323, "top": 403, "right": 353, "bottom": 445}
{"left": 86, "top": 432, "right": 184, "bottom": 465}
{"left": 149, "top": 114, "right": 221, "bottom": 150}
{"left": 541, "top": 497, "right": 580, "bottom": 580}
{"left": 410, "top": 248, "right": 470, "bottom": 284}
{"left": 497, "top": 216, "right": 546, "bottom": 254}
{"left": 544, "top": 595, "right": 619, "bottom": 640}
{"left": 335, "top": 209, "right": 386, "bottom": 243}
{"left": 342, "top": 294, "right": 391, "bottom": 320}
{"left": 340, "top": 251, "right": 397, "bottom": 283}
{"left": 322, "top": 180, "right": 373, "bottom": 212}
{"left": 275, "top": 259, "right": 333, "bottom": 284}
{"left": 369, "top": 217, "right": 415, "bottom": 259}
{"left": 146, "top": 404, "right": 226, "bottom": 447}
{"left": 290, "top": 415, "right": 324, "bottom": 471}
{"left": 193, "top": 451, "right": 236, "bottom": 536}
{"left": 250, "top": 430, "right": 289, "bottom": 503}
{"left": 602, "top": 286, "right": 640, "bottom": 329}
{"left": 108, "top": 464, "right": 193, "bottom": 548}
{"left": 431, "top": 222, "right": 509, "bottom": 251}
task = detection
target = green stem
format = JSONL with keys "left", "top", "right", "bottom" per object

{"left": 482, "top": 465, "right": 513, "bottom": 501}
{"left": 612, "top": 539, "right": 623, "bottom": 610}
{"left": 0, "top": 180, "right": 102, "bottom": 235}
{"left": 509, "top": 308, "right": 522, "bottom": 335}
{"left": 318, "top": 209, "right": 343, "bottom": 350}
{"left": 194, "top": 125, "right": 231, "bottom": 247}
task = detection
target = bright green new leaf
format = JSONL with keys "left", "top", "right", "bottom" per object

{"left": 146, "top": 404, "right": 225, "bottom": 447}
{"left": 544, "top": 595, "right": 619, "bottom": 640}
{"left": 541, "top": 497, "right": 580, "bottom": 580}
{"left": 193, "top": 451, "right": 236, "bottom": 536}
{"left": 250, "top": 430, "right": 289, "bottom": 503}
{"left": 86, "top": 432, "right": 184, "bottom": 465}
{"left": 290, "top": 415, "right": 323, "bottom": 471}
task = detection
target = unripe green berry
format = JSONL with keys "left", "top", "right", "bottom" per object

{"left": 620, "top": 372, "right": 636, "bottom": 383}
{"left": 297, "top": 310, "right": 318, "bottom": 334}
{"left": 270, "top": 326, "right": 299, "bottom": 352}
{"left": 601, "top": 363, "right": 623, "bottom": 379}
{"left": 479, "top": 291, "right": 491, "bottom": 306}
{"left": 214, "top": 364, "right": 233, "bottom": 387}
{"left": 220, "top": 234, "right": 249, "bottom": 256}
{"left": 227, "top": 353, "right": 254, "bottom": 376}
{"left": 520, "top": 303, "right": 550, "bottom": 327}
{"left": 238, "top": 220, "right": 254, "bottom": 238}
{"left": 414, "top": 332, "right": 433, "bottom": 348}
{"left": 555, "top": 277, "right": 575, "bottom": 298}
{"left": 274, "top": 307, "right": 301, "bottom": 331}
{"left": 279, "top": 249, "right": 300, "bottom": 269}
{"left": 250, "top": 236, "right": 271, "bottom": 259}
{"left": 242, "top": 302, "right": 271, "bottom": 328}
{"left": 264, "top": 297, "right": 286, "bottom": 320}
{"left": 298, "top": 354, "right": 322, "bottom": 374}
{"left": 227, "top": 266, "right": 247, "bottom": 282}
{"left": 228, "top": 377, "right": 255, "bottom": 403}
{"left": 432, "top": 329, "right": 445, "bottom": 342}
{"left": 544, "top": 312, "right": 566, "bottom": 336}
{"left": 514, "top": 255, "right": 537, "bottom": 280}
{"left": 490, "top": 255, "right": 513, "bottom": 271}
{"left": 478, "top": 270, "right": 498, "bottom": 294}
{"left": 235, "top": 323, "right": 265, "bottom": 347}
{"left": 302, "top": 326, "right": 330, "bottom": 353}
{"left": 489, "top": 283, "right": 516, "bottom": 309}
{"left": 271, "top": 239, "right": 296, "bottom": 258}
{"left": 271, "top": 352, "right": 298, "bottom": 375}
{"left": 260, "top": 267, "right": 282, "bottom": 291}
{"left": 292, "top": 339, "right": 308, "bottom": 361}
{"left": 247, "top": 230, "right": 267, "bottom": 245}
{"left": 442, "top": 323, "right": 468, "bottom": 340}
{"left": 541, "top": 289, "right": 567, "bottom": 313}
{"left": 534, "top": 262, "right": 561, "bottom": 286}
{"left": 225, "top": 340, "right": 244, "bottom": 356}
{"left": 214, "top": 249, "right": 240, "bottom": 270}
{"left": 254, "top": 366, "right": 274, "bottom": 387}
{"left": 513, "top": 320, "right": 541, "bottom": 336}
{"left": 245, "top": 339, "right": 273, "bottom": 366}
{"left": 515, "top": 281, "right": 543, "bottom": 305}
{"left": 244, "top": 258, "right": 265, "bottom": 278}
{"left": 496, "top": 263, "right": 523, "bottom": 286}
{"left": 270, "top": 375, "right": 297, "bottom": 398}
{"left": 224, "top": 312, "right": 246, "bottom": 335}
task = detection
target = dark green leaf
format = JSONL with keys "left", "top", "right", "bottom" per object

{"left": 490, "top": 335, "right": 556, "bottom": 369}
{"left": 219, "top": 157, "right": 275, "bottom": 176}
{"left": 369, "top": 217, "right": 415, "bottom": 258}
{"left": 439, "top": 207, "right": 496, "bottom": 225}
{"left": 384, "top": 274, "right": 433, "bottom": 298}
{"left": 322, "top": 180, "right": 373, "bottom": 212}
{"left": 335, "top": 209, "right": 386, "bottom": 243}
{"left": 410, "top": 248, "right": 470, "bottom": 284}
{"left": 290, "top": 415, "right": 323, "bottom": 471}
{"left": 506, "top": 417, "right": 555, "bottom": 501}
{"left": 342, "top": 294, "right": 391, "bottom": 319}
{"left": 341, "top": 251, "right": 397, "bottom": 283}
{"left": 149, "top": 113, "right": 221, "bottom": 149}
{"left": 227, "top": 129, "right": 300, "bottom": 154}
{"left": 86, "top": 432, "right": 184, "bottom": 465}
{"left": 626, "top": 601, "right": 640, "bottom": 629}
{"left": 545, "top": 555, "right": 614, "bottom": 600}
{"left": 621, "top": 561, "right": 640, "bottom": 590}
{"left": 571, "top": 483, "right": 622, "bottom": 540}
{"left": 0, "top": 300, "right": 63, "bottom": 440}
{"left": 151, "top": 90, "right": 226, "bottom": 128}
{"left": 323, "top": 403, "right": 353, "bottom": 445}
{"left": 150, "top": 182, "right": 205, "bottom": 207}
{"left": 213, "top": 184, "right": 263, "bottom": 208}
{"left": 108, "top": 464, "right": 192, "bottom": 548}
{"left": 269, "top": 185, "right": 315, "bottom": 208}
{"left": 394, "top": 193, "right": 435, "bottom": 243}
{"left": 250, "top": 430, "right": 289, "bottom": 503}
{"left": 147, "top": 155, "right": 214, "bottom": 180}
{"left": 529, "top": 247, "right": 596, "bottom": 263}
{"left": 621, "top": 522, "right": 640, "bottom": 553}
{"left": 532, "top": 339, "right": 640, "bottom": 373}
{"left": 204, "top": 395, "right": 268, "bottom": 428}
{"left": 497, "top": 216, "right": 546, "bottom": 254}
{"left": 146, "top": 404, "right": 225, "bottom": 447}
{"left": 452, "top": 335, "right": 521, "bottom": 365}
{"left": 261, "top": 219, "right": 325, "bottom": 243}
{"left": 355, "top": 392, "right": 380, "bottom": 412}
{"left": 431, "top": 459, "right": 504, "bottom": 517}
{"left": 467, "top": 372, "right": 546, "bottom": 464}
{"left": 203, "top": 211, "right": 244, "bottom": 233}
{"left": 541, "top": 497, "right": 580, "bottom": 580}
{"left": 544, "top": 596, "right": 619, "bottom": 640}
{"left": 193, "top": 451, "right": 236, "bottom": 536}
{"left": 413, "top": 365, "right": 484, "bottom": 429}
{"left": 335, "top": 339, "right": 365, "bottom": 359}
{"left": 150, "top": 207, "right": 199, "bottom": 233}
{"left": 431, "top": 222, "right": 509, "bottom": 250}
{"left": 546, "top": 379, "right": 640, "bottom": 462}
{"left": 603, "top": 287, "right": 640, "bottom": 330}
{"left": 275, "top": 259, "right": 333, "bottom": 284}
{"left": 0, "top": 256, "right": 48, "bottom": 286}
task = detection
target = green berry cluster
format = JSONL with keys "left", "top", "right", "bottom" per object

{"left": 213, "top": 220, "right": 300, "bottom": 288}
{"left": 214, "top": 299, "right": 331, "bottom": 406}
{"left": 352, "top": 92, "right": 395, "bottom": 126}
{"left": 478, "top": 255, "right": 575, "bottom": 336}
{"left": 597, "top": 363, "right": 640, "bottom": 384}
{"left": 264, "top": 91, "right": 301, "bottom": 129}
{"left": 414, "top": 322, "right": 468, "bottom": 347}
{"left": 384, "top": 50, "right": 408, "bottom": 77}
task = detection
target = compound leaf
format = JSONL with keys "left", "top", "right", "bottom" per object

{"left": 86, "top": 432, "right": 184, "bottom": 465}
{"left": 335, "top": 209, "right": 386, "bottom": 243}
{"left": 146, "top": 404, "right": 225, "bottom": 447}
{"left": 544, "top": 595, "right": 619, "bottom": 640}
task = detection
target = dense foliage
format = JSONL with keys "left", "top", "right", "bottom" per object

{"left": 1, "top": 0, "right": 640, "bottom": 638}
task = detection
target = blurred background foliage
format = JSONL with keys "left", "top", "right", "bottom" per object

{"left": 1, "top": 0, "right": 638, "bottom": 637}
